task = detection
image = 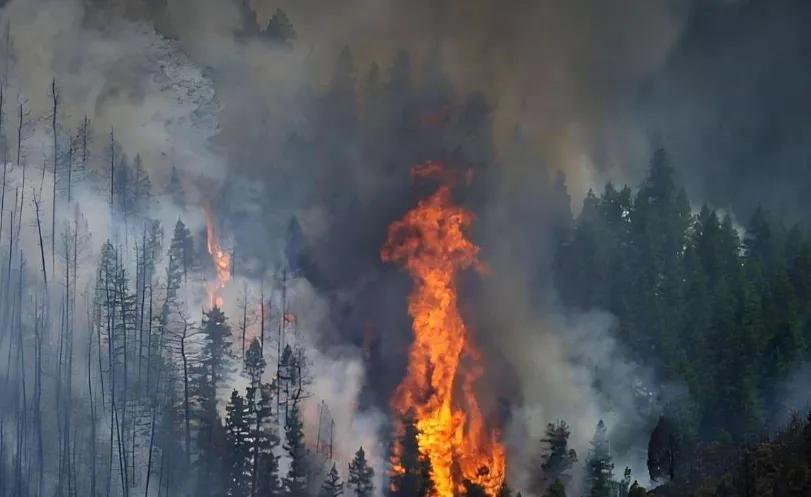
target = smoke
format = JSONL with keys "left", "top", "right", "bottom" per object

{"left": 7, "top": 0, "right": 794, "bottom": 495}
{"left": 636, "top": 0, "right": 811, "bottom": 223}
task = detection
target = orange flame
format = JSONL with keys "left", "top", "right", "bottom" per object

{"left": 205, "top": 206, "right": 231, "bottom": 308}
{"left": 382, "top": 162, "right": 505, "bottom": 497}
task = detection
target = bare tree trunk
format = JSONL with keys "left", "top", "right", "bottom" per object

{"left": 181, "top": 319, "right": 191, "bottom": 465}
{"left": 0, "top": 84, "right": 6, "bottom": 242}
{"left": 242, "top": 284, "right": 248, "bottom": 358}
{"left": 109, "top": 130, "right": 114, "bottom": 223}
{"left": 87, "top": 309, "right": 97, "bottom": 497}
{"left": 51, "top": 78, "right": 59, "bottom": 273}
{"left": 66, "top": 142, "right": 72, "bottom": 204}
{"left": 4, "top": 190, "right": 14, "bottom": 324}
{"left": 15, "top": 104, "right": 23, "bottom": 246}
{"left": 144, "top": 400, "right": 157, "bottom": 497}
{"left": 33, "top": 195, "right": 47, "bottom": 287}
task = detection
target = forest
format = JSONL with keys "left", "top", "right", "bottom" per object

{"left": 1, "top": 1, "right": 811, "bottom": 497}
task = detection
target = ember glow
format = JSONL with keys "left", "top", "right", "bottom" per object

{"left": 382, "top": 162, "right": 506, "bottom": 497}
{"left": 205, "top": 206, "right": 232, "bottom": 308}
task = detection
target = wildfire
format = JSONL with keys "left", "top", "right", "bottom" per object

{"left": 382, "top": 162, "right": 505, "bottom": 497}
{"left": 205, "top": 206, "right": 231, "bottom": 308}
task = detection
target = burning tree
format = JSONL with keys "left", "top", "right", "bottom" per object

{"left": 382, "top": 162, "right": 505, "bottom": 497}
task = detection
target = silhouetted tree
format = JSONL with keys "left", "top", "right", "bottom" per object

{"left": 321, "top": 463, "right": 344, "bottom": 497}
{"left": 347, "top": 446, "right": 374, "bottom": 497}
{"left": 265, "top": 8, "right": 296, "bottom": 46}
{"left": 584, "top": 420, "right": 613, "bottom": 497}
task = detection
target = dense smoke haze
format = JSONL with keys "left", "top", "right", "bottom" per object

{"left": 1, "top": 1, "right": 811, "bottom": 497}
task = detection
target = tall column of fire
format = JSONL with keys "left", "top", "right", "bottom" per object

{"left": 382, "top": 163, "right": 506, "bottom": 497}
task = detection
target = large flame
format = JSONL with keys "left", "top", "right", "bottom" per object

{"left": 382, "top": 162, "right": 505, "bottom": 497}
{"left": 205, "top": 206, "right": 231, "bottom": 308}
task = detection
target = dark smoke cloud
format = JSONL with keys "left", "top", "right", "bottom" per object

{"left": 9, "top": 0, "right": 810, "bottom": 491}
{"left": 637, "top": 0, "right": 811, "bottom": 224}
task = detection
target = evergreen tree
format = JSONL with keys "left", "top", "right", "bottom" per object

{"left": 462, "top": 480, "right": 487, "bottom": 497}
{"left": 168, "top": 218, "right": 195, "bottom": 286}
{"left": 584, "top": 420, "right": 613, "bottom": 497}
{"left": 168, "top": 163, "right": 185, "bottom": 207}
{"left": 236, "top": 0, "right": 260, "bottom": 37}
{"left": 347, "top": 446, "right": 374, "bottom": 497}
{"left": 245, "top": 338, "right": 266, "bottom": 388}
{"left": 131, "top": 153, "right": 151, "bottom": 217}
{"left": 629, "top": 148, "right": 691, "bottom": 364}
{"left": 614, "top": 467, "right": 632, "bottom": 497}
{"left": 744, "top": 206, "right": 778, "bottom": 272}
{"left": 390, "top": 413, "right": 432, "bottom": 497}
{"left": 201, "top": 305, "right": 233, "bottom": 397}
{"left": 255, "top": 381, "right": 281, "bottom": 497}
{"left": 321, "top": 463, "right": 344, "bottom": 497}
{"left": 627, "top": 482, "right": 646, "bottom": 497}
{"left": 225, "top": 389, "right": 251, "bottom": 497}
{"left": 533, "top": 420, "right": 577, "bottom": 493}
{"left": 195, "top": 405, "right": 227, "bottom": 497}
{"left": 283, "top": 403, "right": 309, "bottom": 497}
{"left": 265, "top": 8, "right": 296, "bottom": 46}
{"left": 647, "top": 416, "right": 676, "bottom": 481}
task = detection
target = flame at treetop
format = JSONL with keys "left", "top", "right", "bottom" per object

{"left": 381, "top": 162, "right": 505, "bottom": 497}
{"left": 205, "top": 206, "right": 231, "bottom": 308}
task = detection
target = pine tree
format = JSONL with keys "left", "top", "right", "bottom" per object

{"left": 647, "top": 416, "right": 676, "bottom": 481}
{"left": 347, "top": 446, "right": 374, "bottom": 497}
{"left": 627, "top": 482, "right": 646, "bottom": 497}
{"left": 195, "top": 404, "right": 227, "bottom": 497}
{"left": 236, "top": 0, "right": 260, "bottom": 37}
{"left": 321, "top": 463, "right": 344, "bottom": 497}
{"left": 168, "top": 219, "right": 195, "bottom": 286}
{"left": 584, "top": 420, "right": 613, "bottom": 497}
{"left": 264, "top": 8, "right": 296, "bottom": 46}
{"left": 226, "top": 389, "right": 251, "bottom": 497}
{"left": 283, "top": 403, "right": 309, "bottom": 497}
{"left": 167, "top": 163, "right": 185, "bottom": 207}
{"left": 532, "top": 420, "right": 577, "bottom": 493}
{"left": 256, "top": 381, "right": 281, "bottom": 497}
{"left": 390, "top": 413, "right": 432, "bottom": 497}
{"left": 614, "top": 467, "right": 632, "bottom": 497}
{"left": 201, "top": 306, "right": 233, "bottom": 397}
{"left": 131, "top": 153, "right": 151, "bottom": 217}
{"left": 462, "top": 480, "right": 487, "bottom": 497}
{"left": 245, "top": 338, "right": 266, "bottom": 388}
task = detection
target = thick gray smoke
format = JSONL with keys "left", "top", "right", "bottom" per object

{"left": 8, "top": 0, "right": 810, "bottom": 496}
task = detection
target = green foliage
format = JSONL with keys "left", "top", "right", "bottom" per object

{"left": 283, "top": 403, "right": 309, "bottom": 497}
{"left": 555, "top": 148, "right": 811, "bottom": 443}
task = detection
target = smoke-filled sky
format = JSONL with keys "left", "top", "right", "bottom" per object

{"left": 2, "top": 0, "right": 811, "bottom": 492}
